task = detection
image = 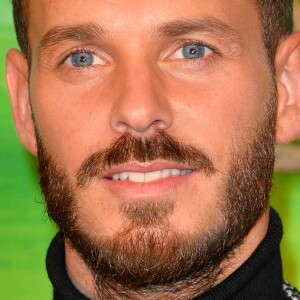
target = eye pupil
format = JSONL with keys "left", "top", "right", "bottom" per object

{"left": 190, "top": 48, "right": 197, "bottom": 54}
{"left": 80, "top": 56, "right": 87, "bottom": 62}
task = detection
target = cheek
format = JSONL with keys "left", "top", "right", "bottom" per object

{"left": 166, "top": 68, "right": 271, "bottom": 170}
{"left": 29, "top": 72, "right": 113, "bottom": 175}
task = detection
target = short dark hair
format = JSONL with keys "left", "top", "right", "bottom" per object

{"left": 12, "top": 0, "right": 294, "bottom": 65}
{"left": 255, "top": 0, "right": 294, "bottom": 65}
{"left": 12, "top": 0, "right": 30, "bottom": 58}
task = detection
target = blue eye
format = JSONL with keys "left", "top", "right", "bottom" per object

{"left": 64, "top": 50, "right": 106, "bottom": 67}
{"left": 171, "top": 43, "right": 212, "bottom": 60}
{"left": 182, "top": 44, "right": 206, "bottom": 59}
{"left": 71, "top": 52, "right": 94, "bottom": 67}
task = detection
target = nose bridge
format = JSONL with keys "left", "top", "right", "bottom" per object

{"left": 110, "top": 55, "right": 172, "bottom": 135}
{"left": 125, "top": 58, "right": 155, "bottom": 103}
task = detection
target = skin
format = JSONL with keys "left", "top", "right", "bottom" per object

{"left": 5, "top": 0, "right": 300, "bottom": 298}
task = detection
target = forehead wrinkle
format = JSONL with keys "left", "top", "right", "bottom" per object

{"left": 154, "top": 17, "right": 244, "bottom": 45}
{"left": 38, "top": 22, "right": 107, "bottom": 51}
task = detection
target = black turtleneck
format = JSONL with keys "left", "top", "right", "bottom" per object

{"left": 46, "top": 208, "right": 299, "bottom": 300}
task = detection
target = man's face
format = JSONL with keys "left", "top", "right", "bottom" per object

{"left": 27, "top": 0, "right": 275, "bottom": 295}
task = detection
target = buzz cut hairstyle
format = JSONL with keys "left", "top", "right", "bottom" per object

{"left": 12, "top": 0, "right": 294, "bottom": 66}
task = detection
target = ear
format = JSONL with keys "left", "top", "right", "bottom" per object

{"left": 6, "top": 49, "right": 37, "bottom": 155}
{"left": 275, "top": 31, "right": 300, "bottom": 144}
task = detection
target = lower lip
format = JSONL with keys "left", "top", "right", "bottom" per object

{"left": 101, "top": 172, "right": 195, "bottom": 201}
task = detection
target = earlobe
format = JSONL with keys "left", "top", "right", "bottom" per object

{"left": 275, "top": 31, "right": 300, "bottom": 144}
{"left": 5, "top": 49, "right": 37, "bottom": 155}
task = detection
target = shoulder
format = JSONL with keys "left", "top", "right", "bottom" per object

{"left": 283, "top": 282, "right": 300, "bottom": 299}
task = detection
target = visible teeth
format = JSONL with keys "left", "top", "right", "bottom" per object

{"left": 180, "top": 169, "right": 193, "bottom": 175}
{"left": 112, "top": 174, "right": 120, "bottom": 180}
{"left": 128, "top": 172, "right": 145, "bottom": 182}
{"left": 171, "top": 169, "right": 180, "bottom": 176}
{"left": 110, "top": 168, "right": 193, "bottom": 183}
{"left": 162, "top": 169, "right": 172, "bottom": 178}
{"left": 120, "top": 172, "right": 129, "bottom": 180}
{"left": 145, "top": 170, "right": 162, "bottom": 182}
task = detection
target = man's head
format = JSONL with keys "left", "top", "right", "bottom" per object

{"left": 6, "top": 0, "right": 300, "bottom": 298}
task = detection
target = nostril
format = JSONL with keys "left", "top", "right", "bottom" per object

{"left": 110, "top": 97, "right": 173, "bottom": 135}
{"left": 151, "top": 119, "right": 168, "bottom": 130}
{"left": 114, "top": 121, "right": 129, "bottom": 134}
{"left": 114, "top": 119, "right": 165, "bottom": 135}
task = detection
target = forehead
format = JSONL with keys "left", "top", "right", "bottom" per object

{"left": 28, "top": 0, "right": 261, "bottom": 48}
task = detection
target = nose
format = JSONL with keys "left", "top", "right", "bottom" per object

{"left": 110, "top": 63, "right": 173, "bottom": 135}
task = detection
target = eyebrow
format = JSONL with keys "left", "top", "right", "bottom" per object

{"left": 155, "top": 18, "right": 243, "bottom": 44}
{"left": 39, "top": 22, "right": 106, "bottom": 51}
{"left": 38, "top": 17, "right": 243, "bottom": 52}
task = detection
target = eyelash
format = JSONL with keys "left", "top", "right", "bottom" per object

{"left": 176, "top": 39, "right": 217, "bottom": 51}
{"left": 55, "top": 46, "right": 104, "bottom": 77}
{"left": 168, "top": 39, "right": 220, "bottom": 63}
{"left": 57, "top": 39, "right": 220, "bottom": 75}
{"left": 63, "top": 47, "right": 98, "bottom": 62}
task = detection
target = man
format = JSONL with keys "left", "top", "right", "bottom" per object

{"left": 5, "top": 0, "right": 300, "bottom": 299}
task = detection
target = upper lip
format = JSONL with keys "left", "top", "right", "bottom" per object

{"left": 101, "top": 160, "right": 195, "bottom": 178}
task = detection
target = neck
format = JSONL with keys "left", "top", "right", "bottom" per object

{"left": 65, "top": 211, "right": 269, "bottom": 300}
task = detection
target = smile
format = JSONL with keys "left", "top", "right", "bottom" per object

{"left": 108, "top": 168, "right": 193, "bottom": 183}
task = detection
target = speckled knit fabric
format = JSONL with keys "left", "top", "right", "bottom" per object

{"left": 46, "top": 208, "right": 299, "bottom": 300}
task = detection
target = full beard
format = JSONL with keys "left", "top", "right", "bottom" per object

{"left": 36, "top": 102, "right": 275, "bottom": 299}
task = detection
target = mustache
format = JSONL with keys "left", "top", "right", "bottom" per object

{"left": 76, "top": 130, "right": 216, "bottom": 188}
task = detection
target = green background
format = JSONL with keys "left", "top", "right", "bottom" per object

{"left": 0, "top": 1, "right": 299, "bottom": 299}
